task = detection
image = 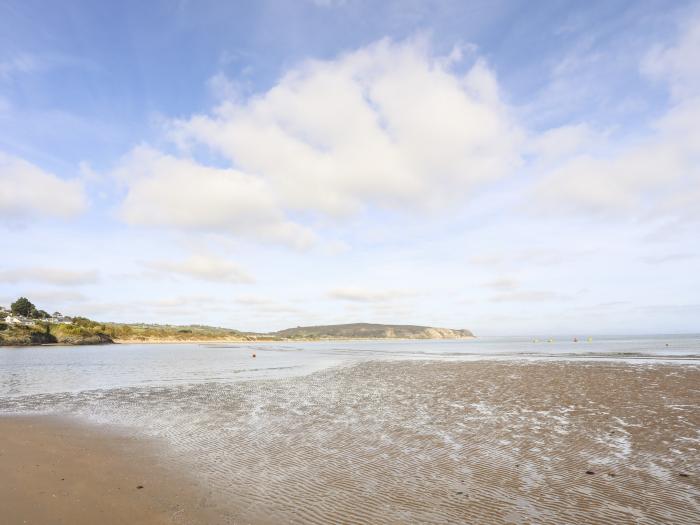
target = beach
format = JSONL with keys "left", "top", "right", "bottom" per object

{"left": 0, "top": 416, "right": 221, "bottom": 525}
{"left": 1, "top": 353, "right": 699, "bottom": 524}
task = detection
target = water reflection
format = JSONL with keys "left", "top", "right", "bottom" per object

{"left": 1, "top": 335, "right": 699, "bottom": 397}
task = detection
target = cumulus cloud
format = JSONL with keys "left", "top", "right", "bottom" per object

{"left": 113, "top": 146, "right": 316, "bottom": 249}
{"left": 0, "top": 152, "right": 87, "bottom": 220}
{"left": 143, "top": 254, "right": 254, "bottom": 283}
{"left": 168, "top": 38, "right": 522, "bottom": 217}
{"left": 0, "top": 266, "right": 99, "bottom": 285}
{"left": 327, "top": 287, "right": 415, "bottom": 303}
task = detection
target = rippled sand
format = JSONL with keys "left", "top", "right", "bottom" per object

{"left": 2, "top": 361, "right": 699, "bottom": 524}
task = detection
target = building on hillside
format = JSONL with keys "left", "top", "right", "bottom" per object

{"left": 48, "top": 315, "right": 73, "bottom": 324}
{"left": 5, "top": 315, "right": 34, "bottom": 326}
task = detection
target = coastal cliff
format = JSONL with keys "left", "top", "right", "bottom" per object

{"left": 272, "top": 323, "right": 474, "bottom": 340}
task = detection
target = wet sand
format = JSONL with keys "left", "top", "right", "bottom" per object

{"left": 1, "top": 360, "right": 699, "bottom": 524}
{"left": 0, "top": 416, "right": 220, "bottom": 525}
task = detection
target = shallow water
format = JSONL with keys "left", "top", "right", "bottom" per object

{"left": 1, "top": 334, "right": 698, "bottom": 397}
{"left": 1, "top": 336, "right": 699, "bottom": 524}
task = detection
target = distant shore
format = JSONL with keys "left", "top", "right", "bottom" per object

{"left": 111, "top": 335, "right": 476, "bottom": 345}
{"left": 1, "top": 320, "right": 474, "bottom": 347}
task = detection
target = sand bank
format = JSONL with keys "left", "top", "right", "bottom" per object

{"left": 1, "top": 361, "right": 699, "bottom": 524}
{"left": 0, "top": 416, "right": 221, "bottom": 525}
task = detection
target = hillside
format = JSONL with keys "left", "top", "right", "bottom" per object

{"left": 103, "top": 323, "right": 271, "bottom": 343}
{"left": 272, "top": 323, "right": 474, "bottom": 340}
{"left": 0, "top": 318, "right": 113, "bottom": 346}
{"left": 2, "top": 298, "right": 474, "bottom": 345}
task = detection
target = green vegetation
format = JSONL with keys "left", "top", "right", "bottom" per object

{"left": 11, "top": 297, "right": 35, "bottom": 317}
{"left": 0, "top": 298, "right": 113, "bottom": 346}
{"left": 0, "top": 324, "right": 58, "bottom": 345}
{"left": 1, "top": 297, "right": 474, "bottom": 346}
{"left": 9, "top": 297, "right": 51, "bottom": 320}
{"left": 0, "top": 321, "right": 112, "bottom": 346}
{"left": 100, "top": 323, "right": 266, "bottom": 342}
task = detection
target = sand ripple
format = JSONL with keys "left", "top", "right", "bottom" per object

{"left": 1, "top": 361, "right": 699, "bottom": 524}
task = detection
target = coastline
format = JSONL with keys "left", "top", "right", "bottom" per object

{"left": 2, "top": 360, "right": 698, "bottom": 523}
{"left": 0, "top": 335, "right": 477, "bottom": 347}
{"left": 0, "top": 415, "right": 223, "bottom": 525}
{"left": 112, "top": 335, "right": 476, "bottom": 344}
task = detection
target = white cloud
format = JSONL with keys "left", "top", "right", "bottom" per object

{"left": 235, "top": 295, "right": 304, "bottom": 314}
{"left": 144, "top": 254, "right": 254, "bottom": 283}
{"left": 0, "top": 266, "right": 99, "bottom": 285}
{"left": 643, "top": 14, "right": 700, "bottom": 99}
{"left": 533, "top": 15, "right": 700, "bottom": 219}
{"left": 328, "top": 287, "right": 415, "bottom": 303}
{"left": 113, "top": 146, "right": 316, "bottom": 249}
{"left": 0, "top": 53, "right": 41, "bottom": 80}
{"left": 168, "top": 38, "right": 522, "bottom": 217}
{"left": 310, "top": 0, "right": 347, "bottom": 7}
{"left": 641, "top": 252, "right": 696, "bottom": 264}
{"left": 482, "top": 278, "right": 518, "bottom": 291}
{"left": 0, "top": 152, "right": 87, "bottom": 220}
{"left": 490, "top": 290, "right": 570, "bottom": 303}
{"left": 529, "top": 123, "right": 600, "bottom": 163}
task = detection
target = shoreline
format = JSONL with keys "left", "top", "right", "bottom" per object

{"left": 0, "top": 415, "right": 223, "bottom": 525}
{"left": 0, "top": 335, "right": 477, "bottom": 347}
{"left": 2, "top": 360, "right": 697, "bottom": 524}
{"left": 114, "top": 335, "right": 476, "bottom": 344}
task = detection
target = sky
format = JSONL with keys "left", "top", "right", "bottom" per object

{"left": 1, "top": 0, "right": 699, "bottom": 335}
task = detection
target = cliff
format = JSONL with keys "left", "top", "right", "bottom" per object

{"left": 272, "top": 323, "right": 474, "bottom": 340}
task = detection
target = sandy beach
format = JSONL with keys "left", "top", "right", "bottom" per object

{"left": 1, "top": 359, "right": 699, "bottom": 524}
{"left": 0, "top": 416, "right": 220, "bottom": 525}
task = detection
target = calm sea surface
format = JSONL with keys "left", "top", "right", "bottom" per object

{"left": 1, "top": 334, "right": 698, "bottom": 397}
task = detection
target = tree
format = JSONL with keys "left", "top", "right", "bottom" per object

{"left": 11, "top": 297, "right": 35, "bottom": 317}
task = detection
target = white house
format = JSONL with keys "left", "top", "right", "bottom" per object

{"left": 48, "top": 315, "right": 73, "bottom": 324}
{"left": 5, "top": 315, "right": 33, "bottom": 326}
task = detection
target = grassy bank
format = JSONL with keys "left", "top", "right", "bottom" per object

{"left": 0, "top": 318, "right": 113, "bottom": 346}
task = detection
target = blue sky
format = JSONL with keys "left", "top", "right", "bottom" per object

{"left": 1, "top": 0, "right": 699, "bottom": 334}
